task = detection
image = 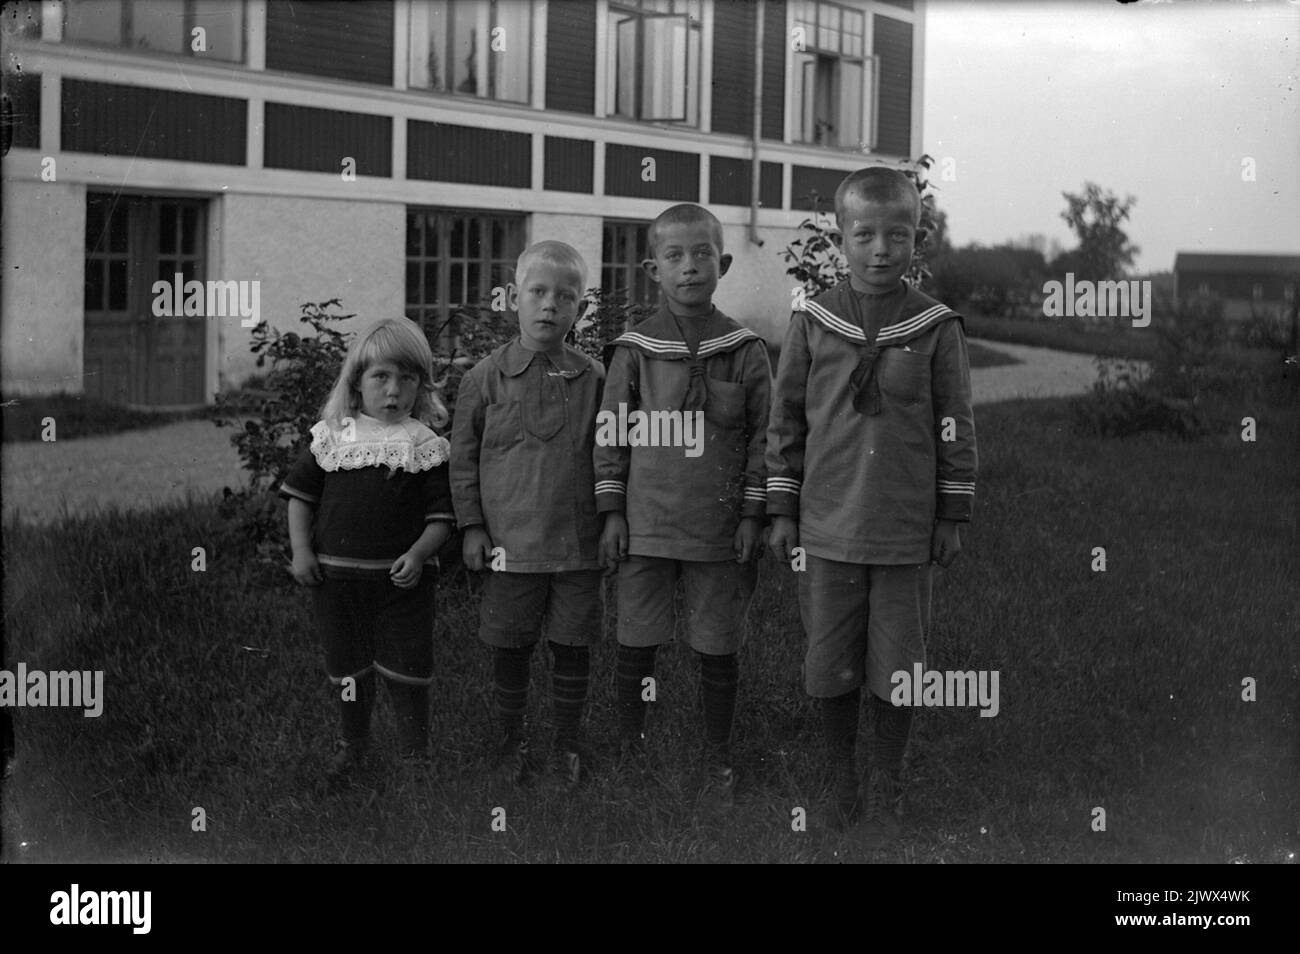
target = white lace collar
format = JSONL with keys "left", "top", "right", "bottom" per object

{"left": 309, "top": 413, "right": 450, "bottom": 473}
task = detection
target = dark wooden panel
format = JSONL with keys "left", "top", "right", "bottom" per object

{"left": 709, "top": 156, "right": 782, "bottom": 208}
{"left": 62, "top": 80, "right": 246, "bottom": 164}
{"left": 545, "top": 0, "right": 596, "bottom": 113}
{"left": 711, "top": 0, "right": 756, "bottom": 137}
{"left": 605, "top": 143, "right": 698, "bottom": 202}
{"left": 264, "top": 103, "right": 391, "bottom": 176}
{"left": 544, "top": 136, "right": 594, "bottom": 193}
{"left": 873, "top": 14, "right": 913, "bottom": 157}
{"left": 407, "top": 120, "right": 531, "bottom": 186}
{"left": 791, "top": 164, "right": 847, "bottom": 212}
{"left": 1, "top": 69, "right": 40, "bottom": 153}
{"left": 265, "top": 0, "right": 394, "bottom": 86}
{"left": 762, "top": 0, "right": 786, "bottom": 140}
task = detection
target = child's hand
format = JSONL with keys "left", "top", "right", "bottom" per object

{"left": 390, "top": 551, "right": 424, "bottom": 589}
{"left": 600, "top": 513, "right": 629, "bottom": 575}
{"left": 462, "top": 526, "right": 494, "bottom": 572}
{"left": 733, "top": 517, "right": 764, "bottom": 563}
{"left": 931, "top": 520, "right": 962, "bottom": 568}
{"left": 768, "top": 516, "right": 799, "bottom": 566}
{"left": 290, "top": 549, "right": 322, "bottom": 586}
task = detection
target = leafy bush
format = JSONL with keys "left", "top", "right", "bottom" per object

{"left": 1070, "top": 293, "right": 1298, "bottom": 439}
{"left": 1069, "top": 357, "right": 1211, "bottom": 440}
{"left": 571, "top": 287, "right": 652, "bottom": 365}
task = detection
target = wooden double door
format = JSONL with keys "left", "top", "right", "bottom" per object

{"left": 83, "top": 193, "right": 207, "bottom": 406}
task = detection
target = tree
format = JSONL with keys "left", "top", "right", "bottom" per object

{"left": 1059, "top": 182, "right": 1139, "bottom": 281}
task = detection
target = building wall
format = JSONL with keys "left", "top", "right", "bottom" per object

{"left": 529, "top": 212, "right": 604, "bottom": 291}
{"left": 714, "top": 222, "right": 803, "bottom": 344}
{"left": 216, "top": 194, "right": 404, "bottom": 386}
{"left": 1, "top": 178, "right": 85, "bottom": 395}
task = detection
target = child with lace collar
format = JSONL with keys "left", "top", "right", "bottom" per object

{"left": 279, "top": 317, "right": 455, "bottom": 780}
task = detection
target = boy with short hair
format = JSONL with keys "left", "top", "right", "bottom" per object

{"left": 767, "top": 167, "right": 978, "bottom": 834}
{"left": 596, "top": 203, "right": 771, "bottom": 811}
{"left": 451, "top": 240, "right": 605, "bottom": 788}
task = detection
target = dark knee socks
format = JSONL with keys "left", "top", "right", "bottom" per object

{"left": 698, "top": 651, "right": 739, "bottom": 761}
{"left": 616, "top": 644, "right": 659, "bottom": 742}
{"left": 549, "top": 641, "right": 590, "bottom": 751}
{"left": 338, "top": 670, "right": 376, "bottom": 744}
{"left": 870, "top": 691, "right": 912, "bottom": 778}
{"left": 493, "top": 644, "right": 534, "bottom": 741}
{"left": 821, "top": 688, "right": 861, "bottom": 780}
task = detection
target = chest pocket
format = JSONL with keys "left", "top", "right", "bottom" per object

{"left": 878, "top": 347, "right": 931, "bottom": 406}
{"left": 522, "top": 371, "right": 571, "bottom": 442}
{"left": 483, "top": 402, "right": 523, "bottom": 449}
{"left": 703, "top": 378, "right": 747, "bottom": 428}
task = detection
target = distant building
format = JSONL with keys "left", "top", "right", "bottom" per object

{"left": 1, "top": 0, "right": 929, "bottom": 407}
{"left": 1173, "top": 252, "right": 1300, "bottom": 321}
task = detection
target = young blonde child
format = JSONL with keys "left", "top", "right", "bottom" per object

{"left": 280, "top": 317, "right": 455, "bottom": 779}
{"left": 451, "top": 241, "right": 605, "bottom": 788}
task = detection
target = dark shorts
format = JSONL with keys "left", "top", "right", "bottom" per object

{"left": 312, "top": 573, "right": 436, "bottom": 685}
{"left": 798, "top": 556, "right": 931, "bottom": 699}
{"left": 478, "top": 569, "right": 604, "bottom": 649}
{"left": 616, "top": 555, "right": 758, "bottom": 654}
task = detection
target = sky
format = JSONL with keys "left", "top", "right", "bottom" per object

{"left": 922, "top": 0, "right": 1300, "bottom": 272}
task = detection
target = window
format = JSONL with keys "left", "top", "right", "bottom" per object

{"left": 406, "top": 208, "right": 525, "bottom": 345}
{"left": 792, "top": 0, "right": 871, "bottom": 149}
{"left": 602, "top": 220, "right": 660, "bottom": 308}
{"left": 64, "top": 0, "right": 245, "bottom": 63}
{"left": 607, "top": 0, "right": 701, "bottom": 125}
{"left": 1252, "top": 283, "right": 1265, "bottom": 301}
{"left": 409, "top": 0, "right": 532, "bottom": 104}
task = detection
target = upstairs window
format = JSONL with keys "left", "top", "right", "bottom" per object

{"left": 792, "top": 0, "right": 871, "bottom": 150}
{"left": 409, "top": 0, "right": 532, "bottom": 104}
{"left": 63, "top": 0, "right": 245, "bottom": 63}
{"left": 607, "top": 0, "right": 701, "bottom": 126}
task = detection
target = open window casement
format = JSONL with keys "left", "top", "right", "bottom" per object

{"left": 615, "top": 12, "right": 689, "bottom": 122}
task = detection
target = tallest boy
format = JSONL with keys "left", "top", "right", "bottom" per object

{"left": 767, "top": 167, "right": 978, "bottom": 834}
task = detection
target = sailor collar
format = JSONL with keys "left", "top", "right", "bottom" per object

{"left": 613, "top": 306, "right": 761, "bottom": 360}
{"left": 309, "top": 412, "right": 450, "bottom": 473}
{"left": 493, "top": 339, "right": 592, "bottom": 378}
{"left": 800, "top": 281, "right": 961, "bottom": 347}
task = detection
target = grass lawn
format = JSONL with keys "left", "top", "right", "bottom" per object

{"left": 1, "top": 392, "right": 212, "bottom": 444}
{"left": 965, "top": 340, "right": 1021, "bottom": 369}
{"left": 2, "top": 397, "right": 1296, "bottom": 863}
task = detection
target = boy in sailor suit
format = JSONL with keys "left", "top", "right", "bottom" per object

{"left": 596, "top": 203, "right": 771, "bottom": 811}
{"left": 767, "top": 167, "right": 978, "bottom": 835}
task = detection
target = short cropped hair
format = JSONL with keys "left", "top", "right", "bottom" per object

{"left": 647, "top": 203, "right": 725, "bottom": 258}
{"left": 516, "top": 240, "right": 588, "bottom": 292}
{"left": 834, "top": 167, "right": 922, "bottom": 225}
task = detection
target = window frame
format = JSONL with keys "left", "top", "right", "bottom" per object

{"left": 606, "top": 0, "right": 702, "bottom": 127}
{"left": 408, "top": 0, "right": 534, "bottom": 105}
{"left": 405, "top": 207, "right": 526, "bottom": 347}
{"left": 62, "top": 0, "right": 247, "bottom": 64}
{"left": 790, "top": 0, "right": 875, "bottom": 151}
{"left": 601, "top": 219, "right": 661, "bottom": 309}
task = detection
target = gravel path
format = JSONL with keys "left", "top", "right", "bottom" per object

{"left": 2, "top": 339, "right": 1104, "bottom": 526}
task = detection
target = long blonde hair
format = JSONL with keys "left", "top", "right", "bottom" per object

{"left": 320, "top": 317, "right": 448, "bottom": 429}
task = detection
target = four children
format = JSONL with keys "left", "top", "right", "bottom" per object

{"left": 284, "top": 168, "right": 977, "bottom": 834}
